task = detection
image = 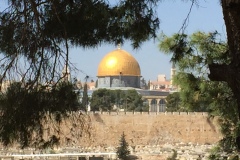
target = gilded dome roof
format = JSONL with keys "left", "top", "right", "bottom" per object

{"left": 97, "top": 49, "right": 141, "bottom": 76}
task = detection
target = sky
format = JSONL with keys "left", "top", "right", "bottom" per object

{"left": 70, "top": 0, "right": 225, "bottom": 81}
{"left": 0, "top": 1, "right": 225, "bottom": 82}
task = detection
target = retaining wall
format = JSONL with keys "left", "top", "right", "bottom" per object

{"left": 0, "top": 112, "right": 222, "bottom": 148}
{"left": 0, "top": 112, "right": 222, "bottom": 159}
{"left": 63, "top": 111, "right": 222, "bottom": 147}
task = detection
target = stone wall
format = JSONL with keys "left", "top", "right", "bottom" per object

{"left": 0, "top": 112, "right": 223, "bottom": 159}
{"left": 82, "top": 112, "right": 221, "bottom": 147}
{"left": 1, "top": 112, "right": 222, "bottom": 148}
{"left": 52, "top": 111, "right": 221, "bottom": 148}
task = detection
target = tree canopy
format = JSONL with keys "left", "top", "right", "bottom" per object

{"left": 159, "top": 1, "right": 240, "bottom": 154}
{"left": 0, "top": 0, "right": 159, "bottom": 86}
{"left": 160, "top": 31, "right": 228, "bottom": 111}
{"left": 0, "top": 81, "right": 82, "bottom": 148}
{"left": 158, "top": 0, "right": 240, "bottom": 127}
{"left": 0, "top": 0, "right": 158, "bottom": 148}
{"left": 90, "top": 88, "right": 146, "bottom": 112}
{"left": 90, "top": 88, "right": 115, "bottom": 111}
{"left": 159, "top": 31, "right": 240, "bottom": 155}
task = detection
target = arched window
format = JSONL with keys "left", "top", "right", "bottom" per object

{"left": 159, "top": 99, "right": 166, "bottom": 112}
{"left": 150, "top": 99, "right": 157, "bottom": 112}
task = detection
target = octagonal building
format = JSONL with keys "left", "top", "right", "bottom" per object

{"left": 97, "top": 48, "right": 141, "bottom": 88}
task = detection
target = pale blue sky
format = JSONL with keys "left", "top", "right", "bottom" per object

{"left": 0, "top": 1, "right": 225, "bottom": 82}
{"left": 70, "top": 0, "right": 225, "bottom": 81}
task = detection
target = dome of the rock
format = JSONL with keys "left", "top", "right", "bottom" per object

{"left": 97, "top": 49, "right": 141, "bottom": 77}
{"left": 97, "top": 48, "right": 141, "bottom": 88}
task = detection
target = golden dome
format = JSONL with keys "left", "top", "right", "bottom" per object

{"left": 97, "top": 49, "right": 141, "bottom": 76}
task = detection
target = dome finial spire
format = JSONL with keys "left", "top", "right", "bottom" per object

{"left": 117, "top": 43, "right": 121, "bottom": 49}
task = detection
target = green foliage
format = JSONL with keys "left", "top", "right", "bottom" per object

{"left": 90, "top": 89, "right": 145, "bottom": 112}
{"left": 0, "top": 0, "right": 159, "bottom": 85}
{"left": 140, "top": 78, "right": 148, "bottom": 89}
{"left": 172, "top": 73, "right": 215, "bottom": 112}
{"left": 81, "top": 83, "right": 88, "bottom": 111}
{"left": 159, "top": 31, "right": 228, "bottom": 74}
{"left": 0, "top": 0, "right": 159, "bottom": 149}
{"left": 0, "top": 81, "right": 80, "bottom": 148}
{"left": 90, "top": 88, "right": 115, "bottom": 111}
{"left": 159, "top": 31, "right": 240, "bottom": 155}
{"left": 147, "top": 80, "right": 151, "bottom": 90}
{"left": 166, "top": 92, "right": 183, "bottom": 112}
{"left": 159, "top": 31, "right": 229, "bottom": 112}
{"left": 208, "top": 145, "right": 239, "bottom": 160}
{"left": 116, "top": 132, "right": 130, "bottom": 160}
{"left": 124, "top": 90, "right": 144, "bottom": 111}
{"left": 202, "top": 81, "right": 240, "bottom": 156}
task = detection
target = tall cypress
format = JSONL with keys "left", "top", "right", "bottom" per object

{"left": 82, "top": 83, "right": 88, "bottom": 111}
{"left": 116, "top": 132, "right": 130, "bottom": 160}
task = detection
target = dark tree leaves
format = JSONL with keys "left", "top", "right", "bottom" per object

{"left": 0, "top": 0, "right": 159, "bottom": 148}
{"left": 90, "top": 89, "right": 145, "bottom": 112}
{"left": 159, "top": 31, "right": 240, "bottom": 154}
{"left": 0, "top": 0, "right": 159, "bottom": 85}
{"left": 0, "top": 81, "right": 81, "bottom": 148}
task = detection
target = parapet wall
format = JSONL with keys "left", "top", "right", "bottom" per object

{"left": 70, "top": 111, "right": 222, "bottom": 147}
{"left": 86, "top": 111, "right": 209, "bottom": 116}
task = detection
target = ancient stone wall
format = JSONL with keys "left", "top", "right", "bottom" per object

{"left": 89, "top": 112, "right": 220, "bottom": 146}
{"left": 56, "top": 112, "right": 222, "bottom": 148}
{"left": 0, "top": 112, "right": 223, "bottom": 159}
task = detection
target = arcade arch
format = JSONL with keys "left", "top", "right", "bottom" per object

{"left": 143, "top": 97, "right": 167, "bottom": 112}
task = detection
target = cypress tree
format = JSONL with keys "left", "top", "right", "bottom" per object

{"left": 82, "top": 83, "right": 88, "bottom": 111}
{"left": 116, "top": 132, "right": 130, "bottom": 160}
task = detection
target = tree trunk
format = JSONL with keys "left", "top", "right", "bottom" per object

{"left": 208, "top": 0, "right": 240, "bottom": 150}
{"left": 209, "top": 0, "right": 240, "bottom": 117}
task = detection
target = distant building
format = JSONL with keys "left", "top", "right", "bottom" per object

{"left": 149, "top": 74, "right": 170, "bottom": 91}
{"left": 149, "top": 63, "right": 178, "bottom": 92}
